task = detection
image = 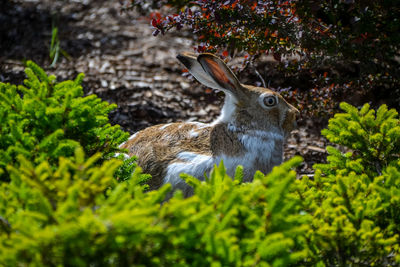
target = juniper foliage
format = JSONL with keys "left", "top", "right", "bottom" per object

{"left": 1, "top": 62, "right": 400, "bottom": 266}
{"left": 0, "top": 149, "right": 309, "bottom": 266}
{"left": 0, "top": 63, "right": 310, "bottom": 266}
{"left": 0, "top": 61, "right": 131, "bottom": 181}
{"left": 297, "top": 102, "right": 400, "bottom": 265}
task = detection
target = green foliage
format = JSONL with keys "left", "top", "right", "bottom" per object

{"left": 1, "top": 61, "right": 311, "bottom": 266}
{"left": 0, "top": 61, "right": 129, "bottom": 181}
{"left": 49, "top": 24, "right": 70, "bottom": 67}
{"left": 0, "top": 149, "right": 309, "bottom": 266}
{"left": 1, "top": 62, "right": 400, "bottom": 265}
{"left": 319, "top": 102, "right": 400, "bottom": 177}
{"left": 0, "top": 148, "right": 148, "bottom": 266}
{"left": 296, "top": 102, "right": 400, "bottom": 265}
{"left": 178, "top": 158, "right": 310, "bottom": 266}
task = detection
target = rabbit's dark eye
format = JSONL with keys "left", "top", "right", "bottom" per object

{"left": 263, "top": 96, "right": 277, "bottom": 107}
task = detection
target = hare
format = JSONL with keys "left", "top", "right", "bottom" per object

{"left": 120, "top": 53, "right": 299, "bottom": 196}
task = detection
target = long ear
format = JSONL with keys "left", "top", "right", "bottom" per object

{"left": 197, "top": 53, "right": 241, "bottom": 94}
{"left": 176, "top": 52, "right": 223, "bottom": 90}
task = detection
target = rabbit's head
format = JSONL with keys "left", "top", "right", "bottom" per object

{"left": 177, "top": 52, "right": 299, "bottom": 137}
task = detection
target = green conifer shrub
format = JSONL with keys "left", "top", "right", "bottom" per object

{"left": 296, "top": 103, "right": 400, "bottom": 266}
{"left": 1, "top": 62, "right": 400, "bottom": 266}
{"left": 0, "top": 154, "right": 309, "bottom": 266}
{"left": 0, "top": 61, "right": 131, "bottom": 181}
{"left": 0, "top": 62, "right": 310, "bottom": 266}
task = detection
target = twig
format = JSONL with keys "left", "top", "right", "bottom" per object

{"left": 375, "top": 162, "right": 382, "bottom": 176}
{"left": 251, "top": 62, "right": 266, "bottom": 88}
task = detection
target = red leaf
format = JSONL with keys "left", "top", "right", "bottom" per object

{"left": 264, "top": 28, "right": 269, "bottom": 37}
{"left": 232, "top": 0, "right": 239, "bottom": 8}
{"left": 150, "top": 12, "right": 162, "bottom": 20}
{"left": 197, "top": 45, "right": 206, "bottom": 53}
{"left": 222, "top": 50, "right": 229, "bottom": 57}
{"left": 361, "top": 32, "right": 368, "bottom": 39}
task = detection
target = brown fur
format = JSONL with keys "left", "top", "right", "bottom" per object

{"left": 121, "top": 53, "right": 299, "bottom": 194}
{"left": 210, "top": 124, "right": 244, "bottom": 156}
{"left": 121, "top": 122, "right": 213, "bottom": 189}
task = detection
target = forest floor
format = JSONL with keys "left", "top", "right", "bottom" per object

{"left": 1, "top": 0, "right": 329, "bottom": 175}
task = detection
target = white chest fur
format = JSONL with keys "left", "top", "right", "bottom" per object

{"left": 225, "top": 130, "right": 284, "bottom": 179}
{"left": 163, "top": 130, "right": 284, "bottom": 192}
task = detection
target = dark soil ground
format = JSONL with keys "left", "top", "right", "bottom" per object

{"left": 1, "top": 0, "right": 329, "bottom": 175}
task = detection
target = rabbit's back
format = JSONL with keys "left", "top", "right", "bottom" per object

{"left": 121, "top": 122, "right": 213, "bottom": 190}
